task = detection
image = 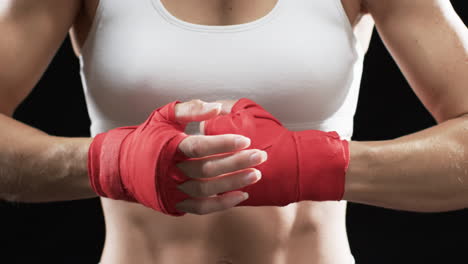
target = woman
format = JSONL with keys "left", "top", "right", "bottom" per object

{"left": 1, "top": 0, "right": 467, "bottom": 263}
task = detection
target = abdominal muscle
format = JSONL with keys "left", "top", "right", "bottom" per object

{"left": 100, "top": 199, "right": 352, "bottom": 264}
{"left": 71, "top": 0, "right": 368, "bottom": 263}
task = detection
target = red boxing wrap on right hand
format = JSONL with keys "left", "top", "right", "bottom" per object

{"left": 204, "top": 99, "right": 349, "bottom": 206}
{"left": 88, "top": 101, "right": 190, "bottom": 216}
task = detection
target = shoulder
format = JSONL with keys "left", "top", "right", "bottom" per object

{"left": 1, "top": 0, "right": 82, "bottom": 15}
{"left": 361, "top": 0, "right": 444, "bottom": 15}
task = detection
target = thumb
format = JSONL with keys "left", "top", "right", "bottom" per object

{"left": 213, "top": 100, "right": 238, "bottom": 114}
{"left": 175, "top": 99, "right": 222, "bottom": 124}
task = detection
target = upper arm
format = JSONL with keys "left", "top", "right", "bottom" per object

{"left": 364, "top": 0, "right": 468, "bottom": 122}
{"left": 0, "top": 0, "right": 81, "bottom": 115}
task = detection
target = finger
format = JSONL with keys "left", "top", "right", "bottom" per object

{"left": 178, "top": 169, "right": 261, "bottom": 198}
{"left": 178, "top": 149, "right": 268, "bottom": 179}
{"left": 213, "top": 100, "right": 238, "bottom": 114}
{"left": 199, "top": 99, "right": 239, "bottom": 134}
{"left": 179, "top": 134, "right": 251, "bottom": 158}
{"left": 200, "top": 121, "right": 206, "bottom": 135}
{"left": 175, "top": 191, "right": 249, "bottom": 215}
{"left": 175, "top": 99, "right": 222, "bottom": 123}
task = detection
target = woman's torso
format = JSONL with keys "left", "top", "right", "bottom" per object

{"left": 71, "top": 0, "right": 373, "bottom": 263}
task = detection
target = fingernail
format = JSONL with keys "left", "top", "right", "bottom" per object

{"left": 203, "top": 102, "right": 222, "bottom": 112}
{"left": 243, "top": 171, "right": 260, "bottom": 184}
{"left": 235, "top": 137, "right": 251, "bottom": 149}
{"left": 250, "top": 151, "right": 267, "bottom": 164}
{"left": 242, "top": 192, "right": 249, "bottom": 201}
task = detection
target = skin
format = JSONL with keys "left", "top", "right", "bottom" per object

{"left": 0, "top": 0, "right": 268, "bottom": 211}
{"left": 209, "top": 0, "right": 468, "bottom": 213}
{"left": 0, "top": 1, "right": 363, "bottom": 263}
{"left": 344, "top": 0, "right": 468, "bottom": 212}
{"left": 76, "top": 2, "right": 363, "bottom": 263}
{"left": 0, "top": 0, "right": 467, "bottom": 263}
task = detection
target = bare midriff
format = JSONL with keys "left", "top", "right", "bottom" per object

{"left": 100, "top": 199, "right": 352, "bottom": 264}
{"left": 72, "top": 0, "right": 369, "bottom": 263}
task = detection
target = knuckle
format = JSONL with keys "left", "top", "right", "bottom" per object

{"left": 182, "top": 100, "right": 198, "bottom": 116}
{"left": 178, "top": 140, "right": 190, "bottom": 156}
{"left": 234, "top": 154, "right": 248, "bottom": 168}
{"left": 191, "top": 99, "right": 204, "bottom": 105}
{"left": 188, "top": 104, "right": 197, "bottom": 116}
{"left": 181, "top": 182, "right": 197, "bottom": 197}
{"left": 186, "top": 137, "right": 202, "bottom": 157}
{"left": 189, "top": 99, "right": 204, "bottom": 111}
{"left": 201, "top": 160, "right": 215, "bottom": 177}
{"left": 195, "top": 182, "right": 210, "bottom": 197}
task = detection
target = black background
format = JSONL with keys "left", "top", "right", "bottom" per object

{"left": 2, "top": 2, "right": 468, "bottom": 263}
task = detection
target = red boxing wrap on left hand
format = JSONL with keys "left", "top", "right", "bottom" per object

{"left": 88, "top": 101, "right": 190, "bottom": 216}
{"left": 204, "top": 99, "right": 349, "bottom": 206}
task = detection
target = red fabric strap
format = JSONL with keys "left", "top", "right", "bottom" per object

{"left": 204, "top": 98, "right": 349, "bottom": 206}
{"left": 88, "top": 101, "right": 190, "bottom": 216}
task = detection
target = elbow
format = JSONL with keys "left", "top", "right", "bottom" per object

{"left": 0, "top": 97, "right": 20, "bottom": 117}
{"left": 0, "top": 174, "right": 57, "bottom": 203}
{"left": 409, "top": 191, "right": 468, "bottom": 213}
{"left": 0, "top": 107, "right": 14, "bottom": 117}
{"left": 0, "top": 186, "right": 42, "bottom": 204}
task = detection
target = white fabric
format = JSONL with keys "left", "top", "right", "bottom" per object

{"left": 81, "top": 1, "right": 363, "bottom": 263}
{"left": 80, "top": 0, "right": 364, "bottom": 140}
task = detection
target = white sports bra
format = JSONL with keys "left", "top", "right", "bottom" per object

{"left": 80, "top": 0, "right": 364, "bottom": 139}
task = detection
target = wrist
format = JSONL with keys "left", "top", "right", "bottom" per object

{"left": 342, "top": 140, "right": 379, "bottom": 202}
{"left": 294, "top": 130, "right": 349, "bottom": 201}
{"left": 19, "top": 135, "right": 96, "bottom": 202}
{"left": 52, "top": 136, "right": 95, "bottom": 195}
{"left": 88, "top": 128, "right": 135, "bottom": 200}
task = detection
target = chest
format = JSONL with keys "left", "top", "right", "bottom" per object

{"left": 79, "top": 0, "right": 363, "bottom": 131}
{"left": 73, "top": 0, "right": 363, "bottom": 51}
{"left": 159, "top": 0, "right": 282, "bottom": 26}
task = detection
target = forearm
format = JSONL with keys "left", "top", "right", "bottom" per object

{"left": 0, "top": 113, "right": 95, "bottom": 202}
{"left": 344, "top": 115, "right": 468, "bottom": 212}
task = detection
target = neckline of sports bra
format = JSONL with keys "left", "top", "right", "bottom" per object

{"left": 151, "top": 0, "right": 284, "bottom": 33}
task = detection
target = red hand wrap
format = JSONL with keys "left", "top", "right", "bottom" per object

{"left": 204, "top": 99, "right": 349, "bottom": 206}
{"left": 88, "top": 101, "right": 190, "bottom": 216}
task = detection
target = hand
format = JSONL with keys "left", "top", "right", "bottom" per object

{"left": 198, "top": 99, "right": 237, "bottom": 134}
{"left": 88, "top": 99, "right": 267, "bottom": 216}
{"left": 201, "top": 98, "right": 349, "bottom": 207}
{"left": 174, "top": 100, "right": 267, "bottom": 215}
